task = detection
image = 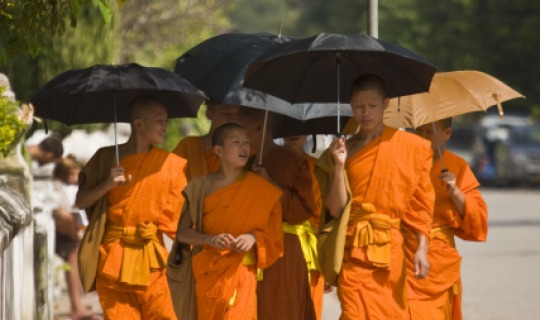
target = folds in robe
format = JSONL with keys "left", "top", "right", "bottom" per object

{"left": 405, "top": 151, "right": 488, "bottom": 320}
{"left": 190, "top": 173, "right": 283, "bottom": 320}
{"left": 173, "top": 136, "right": 220, "bottom": 180}
{"left": 257, "top": 146, "right": 317, "bottom": 320}
{"left": 94, "top": 147, "right": 187, "bottom": 290}
{"left": 316, "top": 127, "right": 434, "bottom": 319}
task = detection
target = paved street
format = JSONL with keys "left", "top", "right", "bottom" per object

{"left": 53, "top": 188, "right": 539, "bottom": 319}
{"left": 323, "top": 187, "right": 540, "bottom": 320}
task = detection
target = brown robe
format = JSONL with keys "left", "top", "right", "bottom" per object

{"left": 257, "top": 145, "right": 317, "bottom": 320}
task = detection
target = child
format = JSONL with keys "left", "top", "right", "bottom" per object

{"left": 176, "top": 122, "right": 284, "bottom": 320}
{"left": 406, "top": 118, "right": 488, "bottom": 320}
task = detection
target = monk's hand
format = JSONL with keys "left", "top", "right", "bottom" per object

{"left": 330, "top": 136, "right": 347, "bottom": 167}
{"left": 208, "top": 233, "right": 235, "bottom": 249}
{"left": 439, "top": 171, "right": 457, "bottom": 194}
{"left": 232, "top": 233, "right": 256, "bottom": 254}
{"left": 414, "top": 234, "right": 430, "bottom": 278}
{"left": 108, "top": 166, "right": 131, "bottom": 186}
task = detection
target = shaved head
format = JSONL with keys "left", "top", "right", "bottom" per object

{"left": 129, "top": 95, "right": 166, "bottom": 123}
{"left": 436, "top": 117, "right": 453, "bottom": 130}
{"left": 351, "top": 74, "right": 388, "bottom": 98}
{"left": 212, "top": 122, "right": 245, "bottom": 146}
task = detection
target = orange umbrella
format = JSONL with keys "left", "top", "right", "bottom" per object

{"left": 382, "top": 70, "right": 524, "bottom": 129}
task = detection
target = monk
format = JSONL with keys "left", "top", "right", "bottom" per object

{"left": 173, "top": 101, "right": 239, "bottom": 180}
{"left": 283, "top": 134, "right": 326, "bottom": 320}
{"left": 76, "top": 95, "right": 187, "bottom": 319}
{"left": 175, "top": 122, "right": 284, "bottom": 320}
{"left": 317, "top": 75, "right": 435, "bottom": 320}
{"left": 405, "top": 118, "right": 488, "bottom": 320}
{"left": 238, "top": 108, "right": 317, "bottom": 320}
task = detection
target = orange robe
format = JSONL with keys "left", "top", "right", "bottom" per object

{"left": 306, "top": 154, "right": 325, "bottom": 320}
{"left": 405, "top": 151, "right": 488, "bottom": 320}
{"left": 81, "top": 147, "right": 187, "bottom": 319}
{"left": 257, "top": 146, "right": 317, "bottom": 320}
{"left": 190, "top": 173, "right": 283, "bottom": 320}
{"left": 319, "top": 127, "right": 434, "bottom": 320}
{"left": 173, "top": 136, "right": 220, "bottom": 181}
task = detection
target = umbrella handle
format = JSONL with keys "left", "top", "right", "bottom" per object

{"left": 113, "top": 92, "right": 120, "bottom": 167}
{"left": 336, "top": 53, "right": 341, "bottom": 135}
{"left": 431, "top": 122, "right": 447, "bottom": 172}
{"left": 493, "top": 93, "right": 504, "bottom": 119}
{"left": 258, "top": 109, "right": 269, "bottom": 166}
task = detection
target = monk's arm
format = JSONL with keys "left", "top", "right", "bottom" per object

{"left": 176, "top": 210, "right": 234, "bottom": 248}
{"left": 455, "top": 167, "right": 488, "bottom": 241}
{"left": 75, "top": 166, "right": 124, "bottom": 209}
{"left": 325, "top": 164, "right": 347, "bottom": 218}
{"left": 414, "top": 233, "right": 429, "bottom": 278}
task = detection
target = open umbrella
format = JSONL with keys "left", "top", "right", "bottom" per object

{"left": 383, "top": 70, "right": 525, "bottom": 129}
{"left": 32, "top": 63, "right": 206, "bottom": 164}
{"left": 244, "top": 33, "right": 436, "bottom": 132}
{"left": 175, "top": 32, "right": 350, "bottom": 121}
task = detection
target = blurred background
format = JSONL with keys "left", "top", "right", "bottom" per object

{"left": 1, "top": 0, "right": 539, "bottom": 179}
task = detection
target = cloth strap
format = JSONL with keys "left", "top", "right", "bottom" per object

{"left": 348, "top": 203, "right": 401, "bottom": 268}
{"left": 102, "top": 222, "right": 167, "bottom": 286}
{"left": 430, "top": 225, "right": 456, "bottom": 248}
{"left": 283, "top": 220, "right": 320, "bottom": 276}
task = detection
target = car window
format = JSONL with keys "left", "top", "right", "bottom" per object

{"left": 511, "top": 126, "right": 540, "bottom": 145}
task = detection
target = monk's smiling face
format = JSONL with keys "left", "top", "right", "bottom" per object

{"left": 214, "top": 127, "right": 250, "bottom": 168}
{"left": 350, "top": 89, "right": 388, "bottom": 133}
{"left": 136, "top": 103, "right": 168, "bottom": 145}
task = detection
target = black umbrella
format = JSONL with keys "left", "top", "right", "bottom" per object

{"left": 32, "top": 63, "right": 206, "bottom": 164}
{"left": 32, "top": 63, "right": 205, "bottom": 124}
{"left": 244, "top": 33, "right": 437, "bottom": 132}
{"left": 174, "top": 32, "right": 349, "bottom": 121}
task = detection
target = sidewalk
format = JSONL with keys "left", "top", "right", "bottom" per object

{"left": 52, "top": 256, "right": 102, "bottom": 320}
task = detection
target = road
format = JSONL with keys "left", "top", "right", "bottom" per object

{"left": 322, "top": 188, "right": 540, "bottom": 320}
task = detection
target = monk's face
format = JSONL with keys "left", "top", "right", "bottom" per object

{"left": 237, "top": 115, "right": 262, "bottom": 152}
{"left": 415, "top": 122, "right": 452, "bottom": 155}
{"left": 350, "top": 89, "right": 389, "bottom": 132}
{"left": 135, "top": 103, "right": 168, "bottom": 145}
{"left": 207, "top": 104, "right": 240, "bottom": 130}
{"left": 215, "top": 128, "right": 250, "bottom": 168}
{"left": 283, "top": 135, "right": 308, "bottom": 153}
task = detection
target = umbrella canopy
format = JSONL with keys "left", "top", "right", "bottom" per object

{"left": 383, "top": 70, "right": 525, "bottom": 129}
{"left": 32, "top": 63, "right": 206, "bottom": 125}
{"left": 244, "top": 33, "right": 437, "bottom": 103}
{"left": 175, "top": 32, "right": 351, "bottom": 120}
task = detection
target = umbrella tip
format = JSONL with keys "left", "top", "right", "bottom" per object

{"left": 277, "top": 19, "right": 283, "bottom": 38}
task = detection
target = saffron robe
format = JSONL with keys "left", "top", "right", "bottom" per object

{"left": 189, "top": 173, "right": 283, "bottom": 320}
{"left": 79, "top": 146, "right": 187, "bottom": 319}
{"left": 173, "top": 136, "right": 220, "bottom": 181}
{"left": 405, "top": 150, "right": 488, "bottom": 320}
{"left": 257, "top": 146, "right": 318, "bottom": 320}
{"left": 316, "top": 127, "right": 434, "bottom": 320}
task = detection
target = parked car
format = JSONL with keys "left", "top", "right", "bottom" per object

{"left": 470, "top": 115, "right": 532, "bottom": 183}
{"left": 492, "top": 124, "right": 540, "bottom": 185}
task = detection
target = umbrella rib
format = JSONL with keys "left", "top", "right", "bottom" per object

{"left": 291, "top": 52, "right": 331, "bottom": 104}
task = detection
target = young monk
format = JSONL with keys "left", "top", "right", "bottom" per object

{"left": 75, "top": 95, "right": 187, "bottom": 319}
{"left": 238, "top": 108, "right": 317, "bottom": 320}
{"left": 317, "top": 75, "right": 435, "bottom": 320}
{"left": 405, "top": 118, "right": 488, "bottom": 320}
{"left": 283, "top": 134, "right": 325, "bottom": 320}
{"left": 173, "top": 101, "right": 239, "bottom": 180}
{"left": 176, "top": 122, "right": 284, "bottom": 320}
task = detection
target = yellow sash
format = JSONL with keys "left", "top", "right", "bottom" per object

{"left": 283, "top": 220, "right": 320, "bottom": 274}
{"left": 430, "top": 225, "right": 456, "bottom": 248}
{"left": 102, "top": 222, "right": 167, "bottom": 286}
{"left": 349, "top": 203, "right": 401, "bottom": 268}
